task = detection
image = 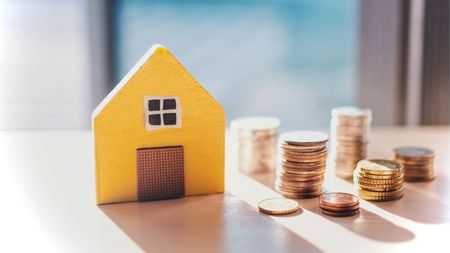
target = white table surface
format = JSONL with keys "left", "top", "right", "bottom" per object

{"left": 1, "top": 127, "right": 449, "bottom": 252}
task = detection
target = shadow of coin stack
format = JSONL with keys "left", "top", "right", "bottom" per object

{"left": 276, "top": 131, "right": 328, "bottom": 199}
{"left": 331, "top": 107, "right": 372, "bottom": 179}
{"left": 231, "top": 117, "right": 280, "bottom": 174}
{"left": 353, "top": 159, "right": 404, "bottom": 201}
{"left": 394, "top": 147, "right": 436, "bottom": 182}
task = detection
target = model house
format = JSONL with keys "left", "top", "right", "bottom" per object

{"left": 92, "top": 44, "right": 225, "bottom": 204}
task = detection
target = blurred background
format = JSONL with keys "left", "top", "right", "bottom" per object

{"left": 0, "top": 0, "right": 448, "bottom": 130}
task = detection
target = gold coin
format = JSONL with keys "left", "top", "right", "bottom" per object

{"left": 359, "top": 193, "right": 404, "bottom": 202}
{"left": 357, "top": 159, "right": 403, "bottom": 175}
{"left": 356, "top": 170, "right": 403, "bottom": 180}
{"left": 258, "top": 198, "right": 299, "bottom": 215}
{"left": 358, "top": 188, "right": 404, "bottom": 197}
{"left": 354, "top": 175, "right": 404, "bottom": 185}
{"left": 357, "top": 183, "right": 403, "bottom": 192}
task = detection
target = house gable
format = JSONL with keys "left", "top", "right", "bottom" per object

{"left": 93, "top": 44, "right": 225, "bottom": 204}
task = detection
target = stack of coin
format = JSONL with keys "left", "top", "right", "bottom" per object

{"left": 330, "top": 107, "right": 372, "bottom": 178}
{"left": 319, "top": 192, "right": 360, "bottom": 217}
{"left": 353, "top": 159, "right": 404, "bottom": 201}
{"left": 276, "top": 131, "right": 328, "bottom": 198}
{"left": 394, "top": 147, "right": 436, "bottom": 182}
{"left": 231, "top": 117, "right": 280, "bottom": 174}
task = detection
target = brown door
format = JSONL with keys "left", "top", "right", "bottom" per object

{"left": 136, "top": 145, "right": 184, "bottom": 201}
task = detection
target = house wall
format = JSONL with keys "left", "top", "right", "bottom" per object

{"left": 93, "top": 48, "right": 225, "bottom": 204}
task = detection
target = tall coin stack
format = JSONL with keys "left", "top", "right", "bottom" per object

{"left": 276, "top": 131, "right": 328, "bottom": 199}
{"left": 353, "top": 159, "right": 404, "bottom": 201}
{"left": 231, "top": 117, "right": 280, "bottom": 174}
{"left": 394, "top": 147, "right": 436, "bottom": 182}
{"left": 331, "top": 107, "right": 372, "bottom": 178}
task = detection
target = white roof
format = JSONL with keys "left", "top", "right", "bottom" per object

{"left": 91, "top": 44, "right": 164, "bottom": 119}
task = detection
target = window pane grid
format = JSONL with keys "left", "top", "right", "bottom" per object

{"left": 144, "top": 96, "right": 181, "bottom": 130}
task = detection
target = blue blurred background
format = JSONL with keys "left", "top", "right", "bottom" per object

{"left": 0, "top": 0, "right": 358, "bottom": 129}
{"left": 114, "top": 0, "right": 358, "bottom": 128}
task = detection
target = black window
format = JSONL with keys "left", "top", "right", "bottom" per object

{"left": 148, "top": 114, "right": 161, "bottom": 125}
{"left": 145, "top": 97, "right": 181, "bottom": 130}
{"left": 163, "top": 99, "right": 176, "bottom": 110}
{"left": 148, "top": 99, "right": 160, "bottom": 111}
{"left": 163, "top": 113, "right": 177, "bottom": 125}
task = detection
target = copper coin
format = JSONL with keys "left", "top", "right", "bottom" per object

{"left": 320, "top": 203, "right": 360, "bottom": 212}
{"left": 395, "top": 157, "right": 433, "bottom": 166}
{"left": 276, "top": 171, "right": 325, "bottom": 182}
{"left": 280, "top": 143, "right": 327, "bottom": 153}
{"left": 335, "top": 168, "right": 355, "bottom": 179}
{"left": 320, "top": 208, "right": 360, "bottom": 217}
{"left": 404, "top": 168, "right": 434, "bottom": 177}
{"left": 275, "top": 178, "right": 324, "bottom": 188}
{"left": 282, "top": 148, "right": 328, "bottom": 157}
{"left": 402, "top": 164, "right": 434, "bottom": 170}
{"left": 279, "top": 189, "right": 324, "bottom": 199}
{"left": 394, "top": 147, "right": 434, "bottom": 160}
{"left": 231, "top": 117, "right": 281, "bottom": 132}
{"left": 275, "top": 183, "right": 323, "bottom": 193}
{"left": 282, "top": 155, "right": 327, "bottom": 163}
{"left": 404, "top": 174, "right": 436, "bottom": 182}
{"left": 332, "top": 106, "right": 372, "bottom": 118}
{"left": 319, "top": 192, "right": 359, "bottom": 208}
{"left": 278, "top": 166, "right": 325, "bottom": 176}
{"left": 280, "top": 131, "right": 329, "bottom": 145}
{"left": 281, "top": 160, "right": 326, "bottom": 169}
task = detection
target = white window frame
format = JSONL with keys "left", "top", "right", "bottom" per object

{"left": 144, "top": 96, "right": 182, "bottom": 131}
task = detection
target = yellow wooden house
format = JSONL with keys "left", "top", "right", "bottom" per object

{"left": 92, "top": 44, "right": 225, "bottom": 204}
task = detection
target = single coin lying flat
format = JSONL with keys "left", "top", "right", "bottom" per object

{"left": 258, "top": 198, "right": 300, "bottom": 215}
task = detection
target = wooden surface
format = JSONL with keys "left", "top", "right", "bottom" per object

{"left": 1, "top": 127, "right": 449, "bottom": 252}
